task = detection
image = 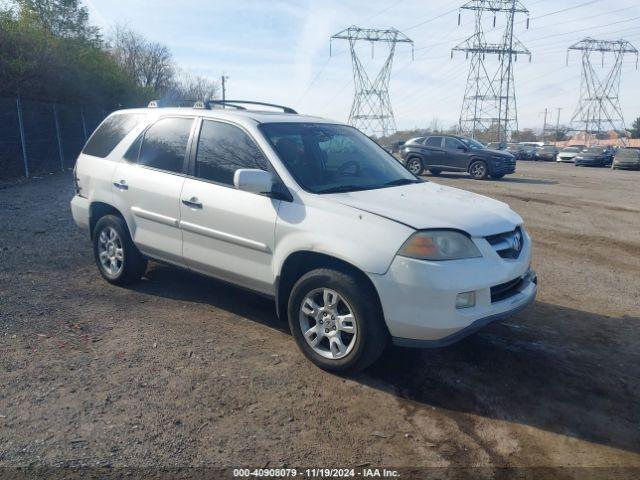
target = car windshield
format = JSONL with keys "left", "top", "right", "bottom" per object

{"left": 541, "top": 146, "right": 556, "bottom": 151}
{"left": 260, "top": 123, "right": 420, "bottom": 194}
{"left": 585, "top": 147, "right": 604, "bottom": 153}
{"left": 562, "top": 147, "right": 579, "bottom": 152}
{"left": 458, "top": 137, "right": 485, "bottom": 149}
{"left": 616, "top": 149, "right": 640, "bottom": 158}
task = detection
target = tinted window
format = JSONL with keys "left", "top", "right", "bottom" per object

{"left": 138, "top": 117, "right": 194, "bottom": 173}
{"left": 82, "top": 113, "right": 145, "bottom": 158}
{"left": 195, "top": 120, "right": 269, "bottom": 185}
{"left": 444, "top": 137, "right": 462, "bottom": 149}
{"left": 425, "top": 137, "right": 442, "bottom": 147}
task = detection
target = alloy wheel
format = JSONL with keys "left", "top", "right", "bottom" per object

{"left": 98, "top": 226, "right": 124, "bottom": 277}
{"left": 298, "top": 288, "right": 358, "bottom": 360}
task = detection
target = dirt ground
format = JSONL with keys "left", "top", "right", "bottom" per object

{"left": 1, "top": 162, "right": 639, "bottom": 477}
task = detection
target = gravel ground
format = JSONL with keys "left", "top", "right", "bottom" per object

{"left": 1, "top": 162, "right": 639, "bottom": 477}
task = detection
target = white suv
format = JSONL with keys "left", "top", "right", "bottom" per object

{"left": 71, "top": 100, "right": 537, "bottom": 372}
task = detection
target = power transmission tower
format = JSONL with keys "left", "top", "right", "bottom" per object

{"left": 566, "top": 38, "right": 638, "bottom": 139}
{"left": 331, "top": 26, "right": 413, "bottom": 137}
{"left": 452, "top": 0, "right": 531, "bottom": 143}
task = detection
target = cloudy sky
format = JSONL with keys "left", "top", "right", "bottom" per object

{"left": 85, "top": 0, "right": 640, "bottom": 132}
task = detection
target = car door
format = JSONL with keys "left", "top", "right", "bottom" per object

{"left": 111, "top": 116, "right": 196, "bottom": 265}
{"left": 422, "top": 136, "right": 445, "bottom": 168}
{"left": 180, "top": 118, "right": 281, "bottom": 295}
{"left": 443, "top": 137, "right": 469, "bottom": 170}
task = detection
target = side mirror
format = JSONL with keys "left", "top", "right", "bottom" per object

{"left": 233, "top": 169, "right": 274, "bottom": 195}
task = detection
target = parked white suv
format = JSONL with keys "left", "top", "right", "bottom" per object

{"left": 71, "top": 100, "right": 537, "bottom": 372}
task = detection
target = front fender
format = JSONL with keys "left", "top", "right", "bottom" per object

{"left": 272, "top": 198, "right": 414, "bottom": 278}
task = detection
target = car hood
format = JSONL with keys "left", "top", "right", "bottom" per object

{"left": 329, "top": 182, "right": 521, "bottom": 237}
{"left": 575, "top": 153, "right": 601, "bottom": 159}
{"left": 559, "top": 151, "right": 578, "bottom": 156}
{"left": 483, "top": 148, "right": 513, "bottom": 158}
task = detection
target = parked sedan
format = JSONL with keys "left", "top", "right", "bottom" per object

{"left": 519, "top": 143, "right": 539, "bottom": 160}
{"left": 536, "top": 145, "right": 559, "bottom": 161}
{"left": 557, "top": 146, "right": 585, "bottom": 163}
{"left": 574, "top": 146, "right": 613, "bottom": 167}
{"left": 612, "top": 148, "right": 640, "bottom": 170}
{"left": 506, "top": 143, "right": 526, "bottom": 159}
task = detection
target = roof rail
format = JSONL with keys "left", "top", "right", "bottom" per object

{"left": 200, "top": 100, "right": 298, "bottom": 114}
{"left": 193, "top": 100, "right": 246, "bottom": 110}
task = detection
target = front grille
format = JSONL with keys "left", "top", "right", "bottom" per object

{"left": 491, "top": 276, "right": 524, "bottom": 302}
{"left": 485, "top": 227, "right": 524, "bottom": 259}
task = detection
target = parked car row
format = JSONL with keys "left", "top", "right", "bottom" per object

{"left": 483, "top": 141, "right": 638, "bottom": 170}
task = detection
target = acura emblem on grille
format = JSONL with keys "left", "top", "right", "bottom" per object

{"left": 512, "top": 231, "right": 522, "bottom": 252}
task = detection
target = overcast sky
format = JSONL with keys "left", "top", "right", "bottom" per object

{"left": 85, "top": 0, "right": 640, "bottom": 132}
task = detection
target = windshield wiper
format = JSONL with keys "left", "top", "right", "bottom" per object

{"left": 316, "top": 185, "right": 370, "bottom": 194}
{"left": 382, "top": 178, "right": 422, "bottom": 187}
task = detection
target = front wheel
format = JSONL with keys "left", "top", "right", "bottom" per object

{"left": 93, "top": 215, "right": 147, "bottom": 285}
{"left": 287, "top": 268, "right": 388, "bottom": 373}
{"left": 405, "top": 157, "right": 423, "bottom": 176}
{"left": 469, "top": 160, "right": 489, "bottom": 180}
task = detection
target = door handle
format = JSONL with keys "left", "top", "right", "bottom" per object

{"left": 113, "top": 180, "right": 128, "bottom": 190}
{"left": 182, "top": 197, "right": 203, "bottom": 209}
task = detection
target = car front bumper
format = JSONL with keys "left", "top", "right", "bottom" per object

{"left": 557, "top": 156, "right": 575, "bottom": 162}
{"left": 368, "top": 233, "right": 536, "bottom": 347}
{"left": 491, "top": 163, "right": 516, "bottom": 174}
{"left": 613, "top": 161, "right": 640, "bottom": 170}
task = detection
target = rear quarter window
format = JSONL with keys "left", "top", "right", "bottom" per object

{"left": 82, "top": 113, "right": 146, "bottom": 158}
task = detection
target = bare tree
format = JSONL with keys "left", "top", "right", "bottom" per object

{"left": 167, "top": 70, "right": 219, "bottom": 101}
{"left": 110, "top": 24, "right": 174, "bottom": 94}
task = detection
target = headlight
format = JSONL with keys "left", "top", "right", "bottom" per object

{"left": 398, "top": 230, "right": 482, "bottom": 261}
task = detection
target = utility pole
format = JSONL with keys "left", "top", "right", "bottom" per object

{"left": 555, "top": 107, "right": 562, "bottom": 145}
{"left": 541, "top": 107, "right": 548, "bottom": 143}
{"left": 221, "top": 74, "right": 229, "bottom": 107}
{"left": 452, "top": 0, "right": 531, "bottom": 143}
{"left": 567, "top": 38, "right": 638, "bottom": 142}
{"left": 331, "top": 26, "right": 413, "bottom": 137}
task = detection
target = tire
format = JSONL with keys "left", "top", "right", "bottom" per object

{"left": 287, "top": 268, "right": 388, "bottom": 373}
{"left": 92, "top": 214, "right": 147, "bottom": 285}
{"left": 490, "top": 173, "right": 505, "bottom": 180}
{"left": 468, "top": 160, "right": 489, "bottom": 180}
{"left": 405, "top": 157, "right": 423, "bottom": 176}
{"left": 429, "top": 169, "right": 442, "bottom": 176}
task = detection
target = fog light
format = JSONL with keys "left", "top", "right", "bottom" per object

{"left": 456, "top": 291, "right": 476, "bottom": 309}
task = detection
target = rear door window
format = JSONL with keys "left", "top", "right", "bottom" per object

{"left": 444, "top": 137, "right": 462, "bottom": 149}
{"left": 425, "top": 137, "right": 443, "bottom": 147}
{"left": 137, "top": 117, "right": 194, "bottom": 174}
{"left": 82, "top": 113, "right": 145, "bottom": 158}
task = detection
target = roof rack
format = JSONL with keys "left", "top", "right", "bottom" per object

{"left": 147, "top": 99, "right": 198, "bottom": 108}
{"left": 147, "top": 99, "right": 298, "bottom": 114}
{"left": 197, "top": 100, "right": 298, "bottom": 114}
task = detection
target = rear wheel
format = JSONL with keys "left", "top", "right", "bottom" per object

{"left": 93, "top": 215, "right": 147, "bottom": 285}
{"left": 287, "top": 268, "right": 388, "bottom": 373}
{"left": 469, "top": 160, "right": 489, "bottom": 180}
{"left": 429, "top": 169, "right": 442, "bottom": 176}
{"left": 406, "top": 157, "right": 423, "bottom": 176}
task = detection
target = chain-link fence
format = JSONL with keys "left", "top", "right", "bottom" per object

{"left": 0, "top": 96, "right": 109, "bottom": 180}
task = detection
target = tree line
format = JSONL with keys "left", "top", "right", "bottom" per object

{"left": 0, "top": 0, "right": 218, "bottom": 108}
